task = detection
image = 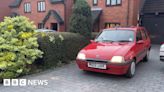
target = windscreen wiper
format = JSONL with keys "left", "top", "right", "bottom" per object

{"left": 117, "top": 40, "right": 131, "bottom": 42}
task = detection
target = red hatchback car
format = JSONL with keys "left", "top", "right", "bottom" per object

{"left": 76, "top": 27, "right": 151, "bottom": 78}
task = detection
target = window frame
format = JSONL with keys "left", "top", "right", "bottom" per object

{"left": 106, "top": 0, "right": 122, "bottom": 7}
{"left": 38, "top": 23, "right": 44, "bottom": 29}
{"left": 37, "top": 1, "right": 46, "bottom": 12}
{"left": 136, "top": 30, "right": 143, "bottom": 41}
{"left": 141, "top": 28, "right": 148, "bottom": 40}
{"left": 24, "top": 2, "right": 31, "bottom": 13}
{"left": 93, "top": 0, "right": 98, "bottom": 6}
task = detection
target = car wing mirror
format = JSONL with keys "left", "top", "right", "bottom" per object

{"left": 90, "top": 40, "right": 95, "bottom": 43}
{"left": 137, "top": 40, "right": 144, "bottom": 44}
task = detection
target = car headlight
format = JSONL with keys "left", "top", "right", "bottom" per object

{"left": 161, "top": 44, "right": 164, "bottom": 48}
{"left": 111, "top": 56, "right": 125, "bottom": 63}
{"left": 77, "top": 53, "right": 86, "bottom": 60}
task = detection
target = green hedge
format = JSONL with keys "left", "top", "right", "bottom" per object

{"left": 38, "top": 32, "right": 89, "bottom": 68}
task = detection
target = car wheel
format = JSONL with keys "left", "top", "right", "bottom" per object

{"left": 126, "top": 60, "right": 136, "bottom": 78}
{"left": 143, "top": 50, "right": 150, "bottom": 62}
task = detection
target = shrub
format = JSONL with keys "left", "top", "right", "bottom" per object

{"left": 69, "top": 0, "right": 92, "bottom": 39}
{"left": 38, "top": 32, "right": 89, "bottom": 68}
{"left": 0, "top": 16, "right": 43, "bottom": 80}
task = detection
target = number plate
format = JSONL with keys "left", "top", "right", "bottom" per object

{"left": 88, "top": 62, "right": 107, "bottom": 69}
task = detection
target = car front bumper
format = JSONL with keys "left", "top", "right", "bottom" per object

{"left": 76, "top": 60, "right": 131, "bottom": 75}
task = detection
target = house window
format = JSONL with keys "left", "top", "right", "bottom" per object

{"left": 106, "top": 0, "right": 121, "bottom": 6}
{"left": 24, "top": 3, "right": 31, "bottom": 13}
{"left": 38, "top": 1, "right": 46, "bottom": 12}
{"left": 106, "top": 0, "right": 111, "bottom": 6}
{"left": 105, "top": 23, "right": 120, "bottom": 28}
{"left": 38, "top": 23, "right": 44, "bottom": 29}
{"left": 93, "top": 0, "right": 98, "bottom": 6}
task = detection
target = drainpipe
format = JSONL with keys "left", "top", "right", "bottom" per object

{"left": 126, "top": 0, "right": 130, "bottom": 26}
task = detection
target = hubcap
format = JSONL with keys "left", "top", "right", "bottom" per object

{"left": 131, "top": 62, "right": 135, "bottom": 75}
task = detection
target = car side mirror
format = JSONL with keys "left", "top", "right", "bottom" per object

{"left": 137, "top": 40, "right": 144, "bottom": 44}
{"left": 90, "top": 40, "right": 95, "bottom": 43}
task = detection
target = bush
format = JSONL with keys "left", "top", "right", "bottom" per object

{"left": 0, "top": 16, "right": 43, "bottom": 80}
{"left": 69, "top": 0, "right": 92, "bottom": 39}
{"left": 38, "top": 32, "right": 89, "bottom": 68}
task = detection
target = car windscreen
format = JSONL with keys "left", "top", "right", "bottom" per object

{"left": 95, "top": 30, "right": 135, "bottom": 42}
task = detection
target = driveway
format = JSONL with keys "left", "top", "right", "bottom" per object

{"left": 1, "top": 45, "right": 164, "bottom": 92}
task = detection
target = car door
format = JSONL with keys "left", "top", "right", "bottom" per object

{"left": 141, "top": 28, "right": 151, "bottom": 57}
{"left": 135, "top": 30, "right": 145, "bottom": 63}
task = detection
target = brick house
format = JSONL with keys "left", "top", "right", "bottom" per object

{"left": 87, "top": 0, "right": 145, "bottom": 32}
{"left": 7, "top": 0, "right": 146, "bottom": 32}
{"left": 9, "top": 0, "right": 74, "bottom": 31}
{"left": 0, "top": 0, "right": 15, "bottom": 21}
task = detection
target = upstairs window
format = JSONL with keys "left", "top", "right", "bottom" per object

{"left": 93, "top": 0, "right": 98, "bottom": 6}
{"left": 106, "top": 0, "right": 121, "bottom": 6}
{"left": 24, "top": 3, "right": 31, "bottom": 13}
{"left": 38, "top": 1, "right": 46, "bottom": 12}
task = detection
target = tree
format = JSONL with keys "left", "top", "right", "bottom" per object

{"left": 69, "top": 0, "right": 92, "bottom": 39}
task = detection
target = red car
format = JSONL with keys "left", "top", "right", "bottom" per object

{"left": 76, "top": 27, "right": 151, "bottom": 78}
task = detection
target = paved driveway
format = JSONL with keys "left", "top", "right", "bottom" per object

{"left": 1, "top": 45, "right": 164, "bottom": 92}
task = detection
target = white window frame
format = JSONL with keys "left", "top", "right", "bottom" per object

{"left": 106, "top": 0, "right": 111, "bottom": 6}
{"left": 106, "top": 0, "right": 121, "bottom": 6}
{"left": 24, "top": 3, "right": 31, "bottom": 13}
{"left": 111, "top": 0, "right": 117, "bottom": 5}
{"left": 93, "top": 0, "right": 98, "bottom": 5}
{"left": 38, "top": 1, "right": 46, "bottom": 12}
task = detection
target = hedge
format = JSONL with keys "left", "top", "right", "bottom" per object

{"left": 37, "top": 32, "right": 89, "bottom": 68}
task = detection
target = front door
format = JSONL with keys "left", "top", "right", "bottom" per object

{"left": 51, "top": 23, "right": 58, "bottom": 31}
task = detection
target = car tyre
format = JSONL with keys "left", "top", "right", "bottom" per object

{"left": 126, "top": 60, "right": 136, "bottom": 78}
{"left": 143, "top": 50, "right": 150, "bottom": 62}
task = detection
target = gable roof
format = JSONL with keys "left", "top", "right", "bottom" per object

{"left": 9, "top": 0, "right": 64, "bottom": 8}
{"left": 42, "top": 10, "right": 64, "bottom": 25}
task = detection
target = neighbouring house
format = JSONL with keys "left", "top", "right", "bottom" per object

{"left": 140, "top": 0, "right": 164, "bottom": 44}
{"left": 9, "top": 0, "right": 74, "bottom": 31}
{"left": 0, "top": 0, "right": 15, "bottom": 21}
{"left": 87, "top": 0, "right": 146, "bottom": 32}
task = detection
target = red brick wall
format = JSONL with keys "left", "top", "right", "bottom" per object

{"left": 11, "top": 0, "right": 65, "bottom": 31}
{"left": 0, "top": 0, "right": 15, "bottom": 21}
{"left": 87, "top": 0, "right": 142, "bottom": 30}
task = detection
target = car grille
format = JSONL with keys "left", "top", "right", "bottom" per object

{"left": 86, "top": 59, "right": 108, "bottom": 63}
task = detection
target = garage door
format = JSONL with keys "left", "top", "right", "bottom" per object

{"left": 141, "top": 14, "right": 164, "bottom": 44}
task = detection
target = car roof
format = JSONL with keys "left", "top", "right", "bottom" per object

{"left": 103, "top": 26, "right": 144, "bottom": 32}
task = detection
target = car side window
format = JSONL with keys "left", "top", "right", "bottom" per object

{"left": 141, "top": 29, "right": 148, "bottom": 40}
{"left": 136, "top": 30, "right": 143, "bottom": 41}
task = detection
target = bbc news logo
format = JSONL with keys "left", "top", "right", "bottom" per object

{"left": 3, "top": 79, "right": 48, "bottom": 86}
